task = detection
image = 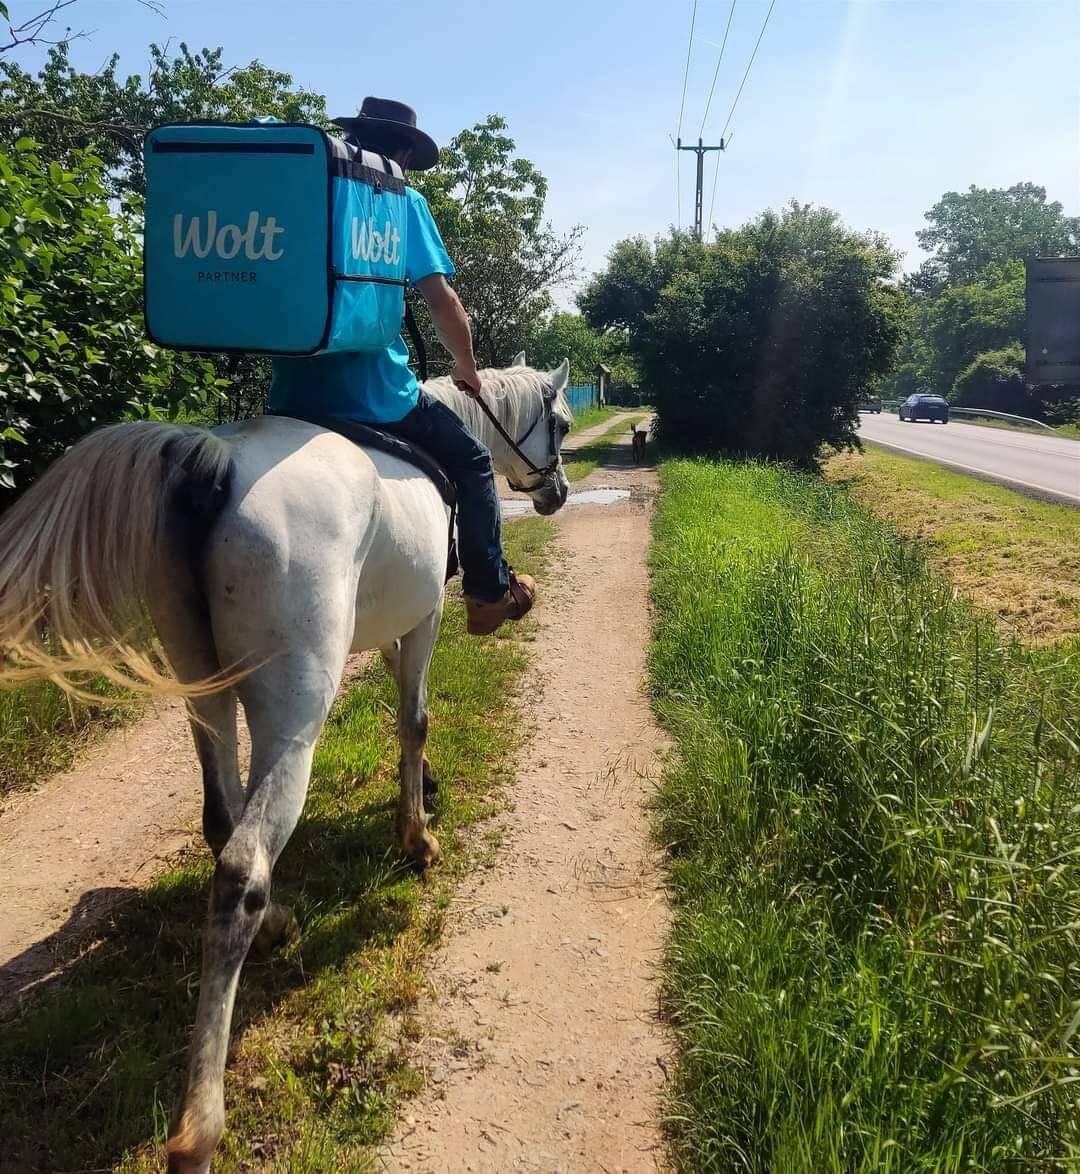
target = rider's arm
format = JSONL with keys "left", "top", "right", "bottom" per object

{"left": 415, "top": 274, "right": 482, "bottom": 395}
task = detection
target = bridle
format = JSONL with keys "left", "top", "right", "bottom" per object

{"left": 402, "top": 302, "right": 562, "bottom": 493}
{"left": 473, "top": 391, "right": 563, "bottom": 493}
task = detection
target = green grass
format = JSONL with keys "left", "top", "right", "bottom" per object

{"left": 1056, "top": 422, "right": 1080, "bottom": 440}
{"left": 0, "top": 516, "right": 552, "bottom": 1172}
{"left": 650, "top": 459, "right": 1080, "bottom": 1172}
{"left": 0, "top": 677, "right": 139, "bottom": 799}
{"left": 563, "top": 413, "right": 647, "bottom": 482}
{"left": 568, "top": 403, "right": 621, "bottom": 432}
{"left": 827, "top": 447, "right": 1080, "bottom": 644}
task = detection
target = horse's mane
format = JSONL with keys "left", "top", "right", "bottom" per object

{"left": 423, "top": 366, "right": 572, "bottom": 443}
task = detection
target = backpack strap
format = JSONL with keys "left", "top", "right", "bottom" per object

{"left": 404, "top": 296, "right": 429, "bottom": 383}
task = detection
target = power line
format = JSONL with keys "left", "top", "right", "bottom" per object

{"left": 705, "top": 132, "right": 734, "bottom": 239}
{"left": 706, "top": 144, "right": 723, "bottom": 240}
{"left": 676, "top": 0, "right": 700, "bottom": 141}
{"left": 698, "top": 0, "right": 738, "bottom": 138}
{"left": 670, "top": 135, "right": 682, "bottom": 231}
{"left": 721, "top": 0, "right": 776, "bottom": 141}
{"left": 675, "top": 0, "right": 699, "bottom": 230}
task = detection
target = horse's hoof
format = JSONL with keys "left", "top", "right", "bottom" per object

{"left": 406, "top": 827, "right": 442, "bottom": 872}
{"left": 167, "top": 1151, "right": 211, "bottom": 1174}
{"left": 166, "top": 1103, "right": 221, "bottom": 1174}
{"left": 249, "top": 903, "right": 299, "bottom": 959}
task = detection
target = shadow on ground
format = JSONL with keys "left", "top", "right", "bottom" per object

{"left": 0, "top": 784, "right": 419, "bottom": 1172}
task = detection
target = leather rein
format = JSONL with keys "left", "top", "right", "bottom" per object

{"left": 405, "top": 300, "right": 561, "bottom": 493}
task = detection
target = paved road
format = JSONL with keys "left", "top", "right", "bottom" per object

{"left": 856, "top": 412, "right": 1080, "bottom": 505}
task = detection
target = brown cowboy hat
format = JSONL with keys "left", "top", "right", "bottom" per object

{"left": 332, "top": 97, "right": 440, "bottom": 171}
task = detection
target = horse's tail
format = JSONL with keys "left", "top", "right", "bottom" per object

{"left": 0, "top": 421, "right": 233, "bottom": 696}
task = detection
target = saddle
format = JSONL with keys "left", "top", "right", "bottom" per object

{"left": 274, "top": 412, "right": 459, "bottom": 581}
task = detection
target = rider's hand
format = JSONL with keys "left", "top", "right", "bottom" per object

{"left": 452, "top": 360, "right": 482, "bottom": 398}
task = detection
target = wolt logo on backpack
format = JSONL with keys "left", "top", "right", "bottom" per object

{"left": 144, "top": 121, "right": 409, "bottom": 355}
{"left": 173, "top": 211, "right": 285, "bottom": 262}
{"left": 351, "top": 218, "right": 401, "bottom": 266}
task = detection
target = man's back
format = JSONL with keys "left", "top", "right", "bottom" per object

{"left": 268, "top": 187, "right": 454, "bottom": 426}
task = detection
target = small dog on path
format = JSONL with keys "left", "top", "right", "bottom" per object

{"left": 631, "top": 422, "right": 648, "bottom": 464}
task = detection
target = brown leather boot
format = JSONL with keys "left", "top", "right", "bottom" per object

{"left": 465, "top": 572, "right": 536, "bottom": 636}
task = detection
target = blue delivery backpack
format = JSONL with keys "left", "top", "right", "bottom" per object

{"left": 143, "top": 121, "right": 409, "bottom": 355}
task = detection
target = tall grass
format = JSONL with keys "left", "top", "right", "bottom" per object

{"left": 651, "top": 459, "right": 1080, "bottom": 1172}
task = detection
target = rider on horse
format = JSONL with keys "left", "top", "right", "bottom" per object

{"left": 267, "top": 97, "right": 536, "bottom": 637}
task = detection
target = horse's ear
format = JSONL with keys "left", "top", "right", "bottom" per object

{"left": 547, "top": 357, "right": 570, "bottom": 395}
{"left": 510, "top": 351, "right": 526, "bottom": 367}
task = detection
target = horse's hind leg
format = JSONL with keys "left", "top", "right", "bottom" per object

{"left": 149, "top": 562, "right": 244, "bottom": 859}
{"left": 390, "top": 605, "right": 443, "bottom": 869}
{"left": 153, "top": 590, "right": 293, "bottom": 955}
{"left": 166, "top": 649, "right": 342, "bottom": 1174}
{"left": 381, "top": 638, "right": 439, "bottom": 806}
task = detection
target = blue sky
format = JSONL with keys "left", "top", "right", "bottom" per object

{"left": 11, "top": 0, "right": 1080, "bottom": 301}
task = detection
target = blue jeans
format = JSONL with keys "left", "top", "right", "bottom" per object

{"left": 385, "top": 391, "right": 510, "bottom": 602}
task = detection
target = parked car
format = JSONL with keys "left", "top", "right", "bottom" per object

{"left": 858, "top": 396, "right": 882, "bottom": 413}
{"left": 899, "top": 394, "right": 949, "bottom": 423}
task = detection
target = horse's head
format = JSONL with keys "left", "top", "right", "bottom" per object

{"left": 498, "top": 354, "right": 572, "bottom": 516}
{"left": 424, "top": 355, "right": 574, "bottom": 515}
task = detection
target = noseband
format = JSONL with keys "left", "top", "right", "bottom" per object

{"left": 473, "top": 392, "right": 562, "bottom": 493}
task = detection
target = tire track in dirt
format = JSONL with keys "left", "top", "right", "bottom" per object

{"left": 384, "top": 423, "right": 671, "bottom": 1173}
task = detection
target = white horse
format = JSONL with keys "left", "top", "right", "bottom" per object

{"left": 0, "top": 354, "right": 571, "bottom": 1172}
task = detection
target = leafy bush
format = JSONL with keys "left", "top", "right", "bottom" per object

{"left": 582, "top": 207, "right": 905, "bottom": 465}
{"left": 952, "top": 342, "right": 1039, "bottom": 415}
{"left": 0, "top": 139, "right": 218, "bottom": 501}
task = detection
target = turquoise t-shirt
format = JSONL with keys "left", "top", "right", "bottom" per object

{"left": 268, "top": 187, "right": 454, "bottom": 424}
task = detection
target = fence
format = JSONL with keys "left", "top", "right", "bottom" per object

{"left": 565, "top": 381, "right": 599, "bottom": 416}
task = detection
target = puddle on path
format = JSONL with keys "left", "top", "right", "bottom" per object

{"left": 500, "top": 487, "right": 630, "bottom": 518}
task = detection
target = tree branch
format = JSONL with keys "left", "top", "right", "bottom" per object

{"left": 0, "top": 0, "right": 162, "bottom": 56}
{"left": 0, "top": 106, "right": 142, "bottom": 145}
{"left": 0, "top": 0, "right": 85, "bottom": 54}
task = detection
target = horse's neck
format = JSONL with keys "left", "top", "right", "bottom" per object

{"left": 423, "top": 374, "right": 536, "bottom": 455}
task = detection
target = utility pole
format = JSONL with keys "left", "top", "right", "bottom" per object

{"left": 677, "top": 136, "right": 724, "bottom": 238}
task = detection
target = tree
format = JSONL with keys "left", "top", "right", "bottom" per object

{"left": 526, "top": 310, "right": 638, "bottom": 384}
{"left": 608, "top": 203, "right": 904, "bottom": 463}
{"left": 412, "top": 115, "right": 581, "bottom": 369}
{"left": 922, "top": 259, "right": 1025, "bottom": 395}
{"left": 914, "top": 183, "right": 1079, "bottom": 289}
{"left": 0, "top": 40, "right": 328, "bottom": 195}
{"left": 0, "top": 138, "right": 219, "bottom": 502}
{"left": 526, "top": 311, "right": 602, "bottom": 382}
{"left": 578, "top": 231, "right": 704, "bottom": 341}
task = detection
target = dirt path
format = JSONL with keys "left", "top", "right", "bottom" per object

{"left": 0, "top": 698, "right": 200, "bottom": 1005}
{"left": 384, "top": 420, "right": 671, "bottom": 1173}
{"left": 0, "top": 413, "right": 672, "bottom": 1170}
